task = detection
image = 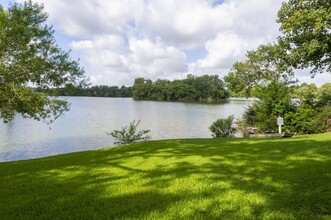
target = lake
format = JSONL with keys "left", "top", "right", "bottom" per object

{"left": 0, "top": 97, "right": 254, "bottom": 162}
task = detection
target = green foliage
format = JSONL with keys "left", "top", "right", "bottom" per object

{"left": 1, "top": 134, "right": 331, "bottom": 219}
{"left": 291, "top": 83, "right": 318, "bottom": 105}
{"left": 240, "top": 105, "right": 258, "bottom": 127}
{"left": 132, "top": 74, "right": 229, "bottom": 102}
{"left": 209, "top": 116, "right": 236, "bottom": 138}
{"left": 228, "top": 1, "right": 331, "bottom": 134}
{"left": 277, "top": 0, "right": 331, "bottom": 73}
{"left": 284, "top": 104, "right": 331, "bottom": 134}
{"left": 291, "top": 82, "right": 331, "bottom": 107}
{"left": 233, "top": 79, "right": 294, "bottom": 131}
{"left": 257, "top": 83, "right": 293, "bottom": 115}
{"left": 41, "top": 85, "right": 132, "bottom": 97}
{"left": 226, "top": 45, "right": 295, "bottom": 132}
{"left": 240, "top": 82, "right": 331, "bottom": 134}
{"left": 107, "top": 120, "right": 151, "bottom": 145}
{"left": 0, "top": 1, "right": 86, "bottom": 123}
{"left": 241, "top": 100, "right": 290, "bottom": 133}
{"left": 242, "top": 81, "right": 331, "bottom": 134}
{"left": 224, "top": 44, "right": 294, "bottom": 97}
{"left": 248, "top": 103, "right": 278, "bottom": 132}
{"left": 0, "top": 84, "right": 70, "bottom": 123}
{"left": 317, "top": 83, "right": 331, "bottom": 106}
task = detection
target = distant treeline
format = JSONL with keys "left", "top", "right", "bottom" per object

{"left": 132, "top": 74, "right": 229, "bottom": 102}
{"left": 37, "top": 85, "right": 132, "bottom": 97}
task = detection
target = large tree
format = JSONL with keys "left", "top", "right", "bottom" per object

{"left": 0, "top": 1, "right": 86, "bottom": 123}
{"left": 224, "top": 44, "right": 295, "bottom": 131}
{"left": 224, "top": 44, "right": 294, "bottom": 97}
{"left": 277, "top": 0, "right": 331, "bottom": 74}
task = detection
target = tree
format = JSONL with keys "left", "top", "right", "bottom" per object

{"left": 284, "top": 103, "right": 331, "bottom": 134}
{"left": 225, "top": 44, "right": 295, "bottom": 131}
{"left": 0, "top": 1, "right": 86, "bottom": 123}
{"left": 253, "top": 82, "right": 294, "bottom": 131}
{"left": 277, "top": 0, "right": 331, "bottom": 74}
{"left": 132, "top": 78, "right": 152, "bottom": 100}
{"left": 225, "top": 1, "right": 331, "bottom": 134}
{"left": 292, "top": 83, "right": 318, "bottom": 104}
{"left": 224, "top": 44, "right": 294, "bottom": 97}
{"left": 317, "top": 83, "right": 331, "bottom": 106}
{"left": 107, "top": 120, "right": 151, "bottom": 145}
{"left": 132, "top": 74, "right": 229, "bottom": 102}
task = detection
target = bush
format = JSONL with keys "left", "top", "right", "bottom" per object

{"left": 107, "top": 120, "right": 151, "bottom": 145}
{"left": 209, "top": 116, "right": 237, "bottom": 138}
{"left": 284, "top": 104, "right": 331, "bottom": 134}
{"left": 240, "top": 103, "right": 279, "bottom": 132}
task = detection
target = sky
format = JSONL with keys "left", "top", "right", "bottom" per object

{"left": 1, "top": 0, "right": 330, "bottom": 86}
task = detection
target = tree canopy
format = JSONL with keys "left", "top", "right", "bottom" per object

{"left": 225, "top": 0, "right": 331, "bottom": 134}
{"left": 277, "top": 0, "right": 331, "bottom": 74}
{"left": 39, "top": 85, "right": 132, "bottom": 97}
{"left": 0, "top": 1, "right": 86, "bottom": 123}
{"left": 132, "top": 74, "right": 229, "bottom": 102}
{"left": 224, "top": 44, "right": 294, "bottom": 98}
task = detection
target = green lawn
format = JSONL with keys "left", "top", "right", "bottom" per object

{"left": 1, "top": 134, "right": 330, "bottom": 219}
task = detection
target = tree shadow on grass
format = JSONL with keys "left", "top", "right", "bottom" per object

{"left": 0, "top": 135, "right": 330, "bottom": 219}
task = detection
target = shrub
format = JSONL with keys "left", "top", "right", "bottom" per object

{"left": 209, "top": 116, "right": 237, "bottom": 138}
{"left": 107, "top": 120, "right": 151, "bottom": 145}
{"left": 284, "top": 105, "right": 331, "bottom": 134}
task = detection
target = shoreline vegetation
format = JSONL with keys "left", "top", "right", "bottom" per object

{"left": 131, "top": 74, "right": 229, "bottom": 102}
{"left": 36, "top": 74, "right": 230, "bottom": 102}
{"left": 34, "top": 77, "right": 331, "bottom": 135}
{"left": 1, "top": 133, "right": 330, "bottom": 219}
{"left": 36, "top": 78, "right": 330, "bottom": 102}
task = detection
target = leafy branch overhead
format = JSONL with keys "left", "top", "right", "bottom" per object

{"left": 277, "top": 0, "right": 331, "bottom": 74}
{"left": 0, "top": 1, "right": 87, "bottom": 123}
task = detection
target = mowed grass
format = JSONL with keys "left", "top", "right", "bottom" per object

{"left": 0, "top": 134, "right": 331, "bottom": 220}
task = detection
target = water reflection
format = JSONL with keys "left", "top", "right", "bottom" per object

{"left": 0, "top": 97, "right": 253, "bottom": 162}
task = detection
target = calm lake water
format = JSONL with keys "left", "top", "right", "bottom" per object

{"left": 0, "top": 97, "right": 253, "bottom": 162}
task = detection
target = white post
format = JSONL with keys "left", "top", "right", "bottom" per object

{"left": 277, "top": 116, "right": 284, "bottom": 134}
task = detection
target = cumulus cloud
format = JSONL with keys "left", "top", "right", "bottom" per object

{"left": 69, "top": 35, "right": 186, "bottom": 85}
{"left": 139, "top": 0, "right": 235, "bottom": 48}
{"left": 187, "top": 0, "right": 283, "bottom": 75}
{"left": 20, "top": 0, "right": 145, "bottom": 37}
{"left": 128, "top": 38, "right": 187, "bottom": 80}
{"left": 9, "top": 0, "right": 327, "bottom": 86}
{"left": 195, "top": 33, "right": 248, "bottom": 69}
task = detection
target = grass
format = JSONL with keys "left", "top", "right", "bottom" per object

{"left": 0, "top": 133, "right": 331, "bottom": 219}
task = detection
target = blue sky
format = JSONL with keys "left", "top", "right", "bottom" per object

{"left": 1, "top": 0, "right": 329, "bottom": 86}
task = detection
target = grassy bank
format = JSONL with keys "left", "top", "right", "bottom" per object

{"left": 1, "top": 134, "right": 330, "bottom": 219}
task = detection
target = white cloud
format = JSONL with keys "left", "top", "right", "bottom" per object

{"left": 229, "top": 0, "right": 282, "bottom": 39}
{"left": 296, "top": 73, "right": 331, "bottom": 87}
{"left": 69, "top": 35, "right": 186, "bottom": 85}
{"left": 139, "top": 0, "right": 235, "bottom": 48}
{"left": 195, "top": 33, "right": 248, "bottom": 69}
{"left": 8, "top": 0, "right": 329, "bottom": 86}
{"left": 70, "top": 40, "right": 94, "bottom": 50}
{"left": 128, "top": 38, "right": 187, "bottom": 80}
{"left": 19, "top": 0, "right": 145, "bottom": 37}
{"left": 187, "top": 0, "right": 283, "bottom": 75}
{"left": 71, "top": 35, "right": 126, "bottom": 51}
